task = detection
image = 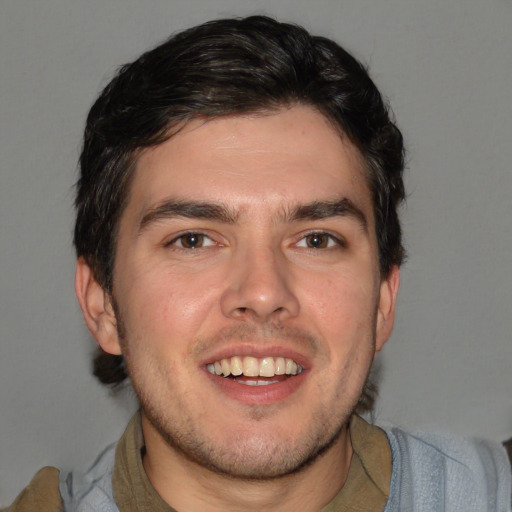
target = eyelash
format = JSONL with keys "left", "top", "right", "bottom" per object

{"left": 165, "top": 231, "right": 217, "bottom": 249}
{"left": 295, "top": 231, "right": 346, "bottom": 250}
{"left": 164, "top": 230, "right": 346, "bottom": 251}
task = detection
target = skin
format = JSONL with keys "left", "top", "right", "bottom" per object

{"left": 76, "top": 105, "right": 399, "bottom": 512}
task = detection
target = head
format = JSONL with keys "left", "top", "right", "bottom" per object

{"left": 74, "top": 16, "right": 404, "bottom": 479}
{"left": 74, "top": 15, "right": 405, "bottom": 389}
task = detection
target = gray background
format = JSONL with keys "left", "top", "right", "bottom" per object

{"left": 1, "top": 0, "right": 511, "bottom": 504}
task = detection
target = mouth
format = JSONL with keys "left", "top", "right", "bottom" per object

{"left": 206, "top": 356, "right": 304, "bottom": 387}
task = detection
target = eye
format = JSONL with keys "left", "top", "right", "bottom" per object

{"left": 296, "top": 232, "right": 343, "bottom": 249}
{"left": 168, "top": 232, "right": 216, "bottom": 249}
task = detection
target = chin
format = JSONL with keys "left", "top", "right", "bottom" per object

{"left": 146, "top": 405, "right": 349, "bottom": 481}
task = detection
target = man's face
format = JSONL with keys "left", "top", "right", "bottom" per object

{"left": 86, "top": 106, "right": 398, "bottom": 478}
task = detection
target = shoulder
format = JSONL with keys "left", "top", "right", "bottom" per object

{"left": 386, "top": 425, "right": 511, "bottom": 471}
{"left": 2, "top": 443, "right": 119, "bottom": 512}
{"left": 1, "top": 467, "right": 62, "bottom": 512}
{"left": 59, "top": 443, "right": 118, "bottom": 512}
{"left": 383, "top": 426, "right": 512, "bottom": 512}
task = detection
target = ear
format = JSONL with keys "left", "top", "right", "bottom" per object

{"left": 375, "top": 265, "right": 400, "bottom": 352}
{"left": 75, "top": 257, "right": 122, "bottom": 355}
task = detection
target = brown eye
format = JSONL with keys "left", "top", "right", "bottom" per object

{"left": 180, "top": 233, "right": 204, "bottom": 248}
{"left": 169, "top": 232, "right": 215, "bottom": 249}
{"left": 296, "top": 232, "right": 343, "bottom": 249}
{"left": 305, "top": 233, "right": 329, "bottom": 248}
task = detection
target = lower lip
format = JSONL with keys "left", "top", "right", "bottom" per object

{"left": 204, "top": 370, "right": 307, "bottom": 405}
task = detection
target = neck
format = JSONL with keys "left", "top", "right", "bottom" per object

{"left": 141, "top": 414, "right": 353, "bottom": 512}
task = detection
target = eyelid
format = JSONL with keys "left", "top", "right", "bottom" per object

{"left": 294, "top": 230, "right": 346, "bottom": 249}
{"left": 164, "top": 230, "right": 221, "bottom": 249}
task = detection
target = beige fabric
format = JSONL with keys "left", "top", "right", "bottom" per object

{"left": 113, "top": 412, "right": 391, "bottom": 512}
{"left": 319, "top": 415, "right": 391, "bottom": 512}
{"left": 1, "top": 467, "right": 62, "bottom": 512}
{"left": 112, "top": 413, "right": 175, "bottom": 511}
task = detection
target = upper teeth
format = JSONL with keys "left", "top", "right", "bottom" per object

{"left": 206, "top": 356, "right": 303, "bottom": 378}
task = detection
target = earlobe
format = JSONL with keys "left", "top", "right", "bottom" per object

{"left": 375, "top": 265, "right": 400, "bottom": 352}
{"left": 75, "top": 258, "right": 122, "bottom": 355}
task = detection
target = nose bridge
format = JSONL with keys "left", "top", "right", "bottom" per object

{"left": 220, "top": 239, "right": 299, "bottom": 321}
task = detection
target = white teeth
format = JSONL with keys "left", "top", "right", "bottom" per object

{"left": 231, "top": 356, "right": 243, "bottom": 376}
{"left": 206, "top": 356, "right": 303, "bottom": 378}
{"left": 235, "top": 379, "right": 280, "bottom": 386}
{"left": 259, "top": 357, "right": 275, "bottom": 377}
{"left": 221, "top": 358, "right": 231, "bottom": 377}
{"left": 243, "top": 356, "right": 260, "bottom": 377}
{"left": 275, "top": 357, "right": 286, "bottom": 375}
{"left": 285, "top": 358, "right": 297, "bottom": 375}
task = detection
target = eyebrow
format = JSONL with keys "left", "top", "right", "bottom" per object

{"left": 139, "top": 200, "right": 239, "bottom": 233}
{"left": 138, "top": 197, "right": 368, "bottom": 233}
{"left": 287, "top": 198, "right": 368, "bottom": 232}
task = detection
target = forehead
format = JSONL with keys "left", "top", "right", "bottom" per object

{"left": 128, "top": 106, "right": 372, "bottom": 221}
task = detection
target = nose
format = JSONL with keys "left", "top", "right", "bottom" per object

{"left": 220, "top": 244, "right": 300, "bottom": 322}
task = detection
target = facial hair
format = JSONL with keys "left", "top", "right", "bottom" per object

{"left": 114, "top": 301, "right": 374, "bottom": 480}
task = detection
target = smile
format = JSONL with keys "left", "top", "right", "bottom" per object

{"left": 206, "top": 356, "right": 304, "bottom": 380}
{"left": 204, "top": 354, "right": 308, "bottom": 403}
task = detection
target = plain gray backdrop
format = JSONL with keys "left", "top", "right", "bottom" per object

{"left": 1, "top": 0, "right": 511, "bottom": 504}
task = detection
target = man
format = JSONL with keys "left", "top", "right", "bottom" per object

{"left": 4, "top": 15, "right": 511, "bottom": 512}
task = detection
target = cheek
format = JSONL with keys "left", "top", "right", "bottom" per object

{"left": 121, "top": 263, "right": 223, "bottom": 346}
{"left": 301, "top": 269, "right": 379, "bottom": 372}
{"left": 303, "top": 269, "right": 377, "bottom": 327}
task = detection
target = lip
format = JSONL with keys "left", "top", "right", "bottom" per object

{"left": 199, "top": 344, "right": 311, "bottom": 405}
{"left": 203, "top": 367, "right": 308, "bottom": 405}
